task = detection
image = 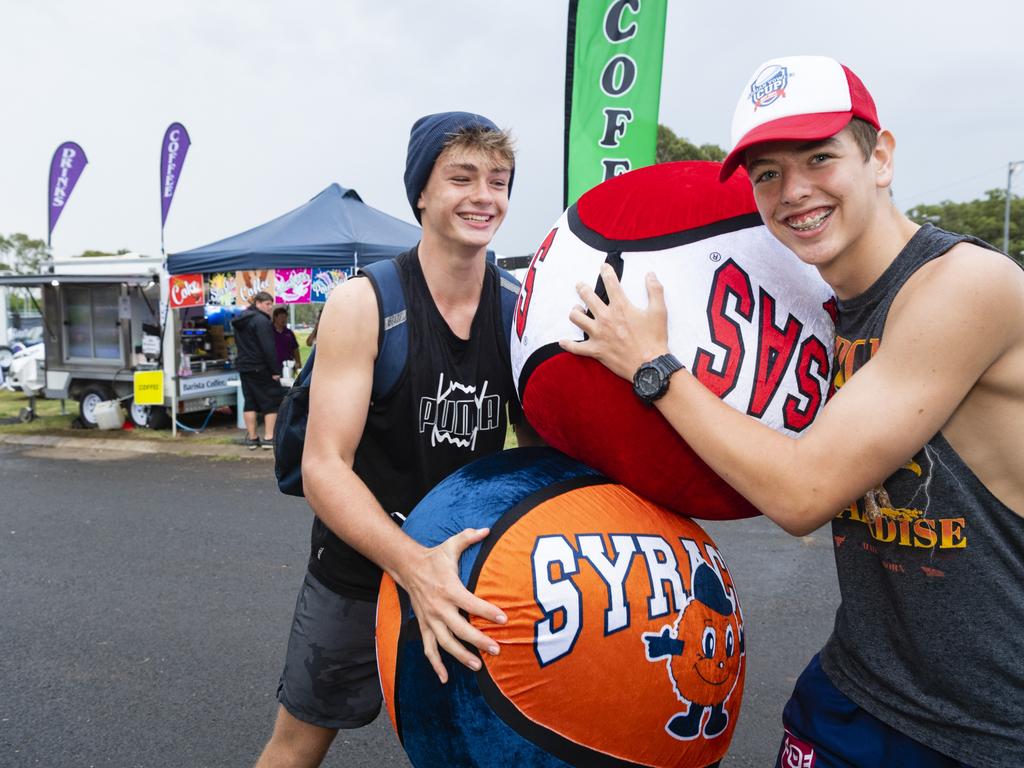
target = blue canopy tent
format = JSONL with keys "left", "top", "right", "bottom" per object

{"left": 167, "top": 183, "right": 421, "bottom": 275}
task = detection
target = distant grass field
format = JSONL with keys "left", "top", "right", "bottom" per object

{"left": 295, "top": 329, "right": 313, "bottom": 366}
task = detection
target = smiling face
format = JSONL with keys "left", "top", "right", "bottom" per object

{"left": 417, "top": 145, "right": 511, "bottom": 254}
{"left": 670, "top": 599, "right": 742, "bottom": 706}
{"left": 744, "top": 125, "right": 894, "bottom": 280}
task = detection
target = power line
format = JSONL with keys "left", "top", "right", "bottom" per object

{"left": 900, "top": 165, "right": 1007, "bottom": 205}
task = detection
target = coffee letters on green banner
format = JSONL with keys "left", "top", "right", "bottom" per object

{"left": 564, "top": 0, "right": 667, "bottom": 207}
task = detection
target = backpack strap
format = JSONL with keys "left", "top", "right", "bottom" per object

{"left": 358, "top": 259, "right": 517, "bottom": 400}
{"left": 495, "top": 264, "right": 521, "bottom": 339}
{"left": 359, "top": 259, "right": 408, "bottom": 401}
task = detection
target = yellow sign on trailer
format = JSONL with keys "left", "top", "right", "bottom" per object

{"left": 133, "top": 369, "right": 164, "bottom": 405}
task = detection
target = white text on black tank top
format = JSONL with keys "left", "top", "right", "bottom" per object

{"left": 419, "top": 372, "right": 502, "bottom": 450}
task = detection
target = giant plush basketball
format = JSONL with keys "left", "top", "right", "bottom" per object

{"left": 512, "top": 161, "right": 836, "bottom": 520}
{"left": 377, "top": 448, "right": 745, "bottom": 768}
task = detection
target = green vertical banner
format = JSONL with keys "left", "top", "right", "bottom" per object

{"left": 564, "top": 0, "right": 667, "bottom": 208}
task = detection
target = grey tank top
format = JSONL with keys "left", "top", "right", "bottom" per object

{"left": 819, "top": 224, "right": 1024, "bottom": 767}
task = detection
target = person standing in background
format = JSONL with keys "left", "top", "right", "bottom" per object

{"left": 272, "top": 306, "right": 302, "bottom": 371}
{"left": 231, "top": 291, "right": 281, "bottom": 450}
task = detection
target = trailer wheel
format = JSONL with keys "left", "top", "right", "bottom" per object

{"left": 127, "top": 399, "right": 152, "bottom": 428}
{"left": 146, "top": 406, "right": 171, "bottom": 430}
{"left": 78, "top": 384, "right": 114, "bottom": 428}
{"left": 18, "top": 406, "right": 34, "bottom": 423}
{"left": 0, "top": 345, "right": 13, "bottom": 372}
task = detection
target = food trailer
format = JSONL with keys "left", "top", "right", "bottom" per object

{"left": 0, "top": 253, "right": 167, "bottom": 426}
{"left": 0, "top": 183, "right": 421, "bottom": 431}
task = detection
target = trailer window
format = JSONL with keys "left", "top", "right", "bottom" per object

{"left": 65, "top": 285, "right": 122, "bottom": 361}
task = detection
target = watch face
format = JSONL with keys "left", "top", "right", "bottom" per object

{"left": 636, "top": 366, "right": 662, "bottom": 397}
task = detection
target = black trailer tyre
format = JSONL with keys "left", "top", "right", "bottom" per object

{"left": 18, "top": 406, "right": 34, "bottom": 423}
{"left": 146, "top": 406, "right": 171, "bottom": 430}
{"left": 0, "top": 346, "right": 13, "bottom": 371}
{"left": 78, "top": 384, "right": 114, "bottom": 428}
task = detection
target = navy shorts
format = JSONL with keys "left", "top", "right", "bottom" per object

{"left": 276, "top": 571, "right": 382, "bottom": 730}
{"left": 776, "top": 655, "right": 975, "bottom": 768}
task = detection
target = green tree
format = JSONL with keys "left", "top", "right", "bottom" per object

{"left": 75, "top": 248, "right": 132, "bottom": 258}
{"left": 288, "top": 303, "right": 320, "bottom": 325}
{"left": 656, "top": 124, "right": 726, "bottom": 164}
{"left": 906, "top": 189, "right": 1023, "bottom": 264}
{"left": 0, "top": 233, "right": 50, "bottom": 274}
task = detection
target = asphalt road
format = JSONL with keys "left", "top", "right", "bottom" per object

{"left": 0, "top": 443, "right": 839, "bottom": 767}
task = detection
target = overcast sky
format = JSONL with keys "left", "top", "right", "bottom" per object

{"left": 2, "top": 1, "right": 1021, "bottom": 260}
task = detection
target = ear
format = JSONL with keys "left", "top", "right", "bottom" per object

{"left": 873, "top": 130, "right": 896, "bottom": 190}
{"left": 417, "top": 192, "right": 426, "bottom": 213}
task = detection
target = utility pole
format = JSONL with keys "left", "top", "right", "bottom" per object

{"left": 1004, "top": 161, "right": 1024, "bottom": 254}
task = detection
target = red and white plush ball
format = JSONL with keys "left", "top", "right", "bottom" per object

{"left": 512, "top": 161, "right": 836, "bottom": 520}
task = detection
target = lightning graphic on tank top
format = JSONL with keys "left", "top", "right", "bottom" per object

{"left": 419, "top": 373, "right": 502, "bottom": 450}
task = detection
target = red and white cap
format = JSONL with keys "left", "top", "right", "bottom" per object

{"left": 720, "top": 55, "right": 879, "bottom": 181}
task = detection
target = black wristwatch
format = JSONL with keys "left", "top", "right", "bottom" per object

{"left": 632, "top": 353, "right": 684, "bottom": 405}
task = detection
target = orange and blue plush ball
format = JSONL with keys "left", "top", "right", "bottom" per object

{"left": 376, "top": 448, "right": 745, "bottom": 768}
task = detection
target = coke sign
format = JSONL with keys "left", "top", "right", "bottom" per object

{"left": 169, "top": 273, "right": 205, "bottom": 308}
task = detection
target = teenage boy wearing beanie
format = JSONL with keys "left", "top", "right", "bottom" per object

{"left": 563, "top": 56, "right": 1024, "bottom": 766}
{"left": 254, "top": 112, "right": 527, "bottom": 768}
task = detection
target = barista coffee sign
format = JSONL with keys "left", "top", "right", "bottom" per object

{"left": 169, "top": 273, "right": 205, "bottom": 308}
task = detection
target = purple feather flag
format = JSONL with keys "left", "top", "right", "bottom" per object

{"left": 47, "top": 141, "right": 88, "bottom": 244}
{"left": 160, "top": 122, "right": 191, "bottom": 229}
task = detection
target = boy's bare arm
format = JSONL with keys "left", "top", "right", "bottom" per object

{"left": 564, "top": 253, "right": 1021, "bottom": 534}
{"left": 302, "top": 278, "right": 505, "bottom": 683}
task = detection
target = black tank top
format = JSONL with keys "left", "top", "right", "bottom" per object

{"left": 307, "top": 247, "right": 518, "bottom": 600}
{"left": 819, "top": 224, "right": 1024, "bottom": 766}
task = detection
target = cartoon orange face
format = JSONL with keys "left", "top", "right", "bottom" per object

{"left": 670, "top": 599, "right": 742, "bottom": 706}
{"left": 642, "top": 560, "right": 744, "bottom": 741}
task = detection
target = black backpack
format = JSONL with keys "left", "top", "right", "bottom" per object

{"left": 273, "top": 258, "right": 520, "bottom": 497}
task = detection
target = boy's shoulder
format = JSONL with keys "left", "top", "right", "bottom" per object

{"left": 915, "top": 238, "right": 1023, "bottom": 294}
{"left": 889, "top": 237, "right": 1024, "bottom": 345}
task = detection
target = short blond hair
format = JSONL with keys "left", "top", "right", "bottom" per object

{"left": 442, "top": 124, "right": 516, "bottom": 170}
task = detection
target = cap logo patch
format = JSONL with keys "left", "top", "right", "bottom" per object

{"left": 749, "top": 65, "right": 788, "bottom": 110}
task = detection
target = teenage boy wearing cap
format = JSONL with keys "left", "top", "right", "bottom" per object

{"left": 563, "top": 56, "right": 1024, "bottom": 766}
{"left": 254, "top": 112, "right": 527, "bottom": 768}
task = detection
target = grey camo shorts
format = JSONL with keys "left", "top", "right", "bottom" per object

{"left": 276, "top": 571, "right": 382, "bottom": 729}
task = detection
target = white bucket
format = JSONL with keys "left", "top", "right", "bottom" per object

{"left": 94, "top": 400, "right": 125, "bottom": 430}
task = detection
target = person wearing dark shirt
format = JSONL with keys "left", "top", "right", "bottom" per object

{"left": 254, "top": 112, "right": 530, "bottom": 768}
{"left": 564, "top": 56, "right": 1024, "bottom": 767}
{"left": 271, "top": 306, "right": 301, "bottom": 371}
{"left": 230, "top": 292, "right": 281, "bottom": 450}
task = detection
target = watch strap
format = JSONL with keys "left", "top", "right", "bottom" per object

{"left": 633, "top": 353, "right": 685, "bottom": 405}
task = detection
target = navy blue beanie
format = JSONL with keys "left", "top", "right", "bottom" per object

{"left": 404, "top": 111, "right": 514, "bottom": 222}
